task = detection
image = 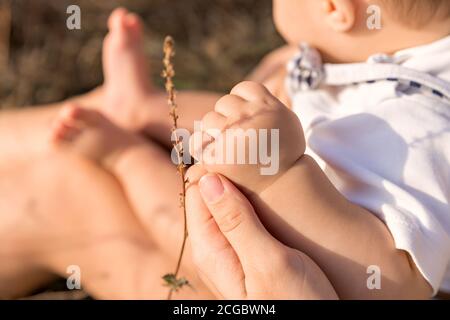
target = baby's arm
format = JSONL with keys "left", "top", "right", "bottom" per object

{"left": 191, "top": 81, "right": 432, "bottom": 299}
{"left": 254, "top": 155, "right": 432, "bottom": 299}
{"left": 144, "top": 90, "right": 222, "bottom": 148}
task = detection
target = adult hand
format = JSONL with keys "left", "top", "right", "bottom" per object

{"left": 185, "top": 166, "right": 338, "bottom": 300}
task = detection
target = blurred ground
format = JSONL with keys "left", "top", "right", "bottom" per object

{"left": 0, "top": 0, "right": 283, "bottom": 109}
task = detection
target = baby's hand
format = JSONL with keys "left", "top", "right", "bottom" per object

{"left": 190, "top": 81, "right": 305, "bottom": 194}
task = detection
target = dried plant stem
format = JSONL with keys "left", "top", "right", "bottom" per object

{"left": 162, "top": 36, "right": 189, "bottom": 300}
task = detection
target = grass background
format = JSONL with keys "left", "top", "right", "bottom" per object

{"left": 0, "top": 0, "right": 283, "bottom": 110}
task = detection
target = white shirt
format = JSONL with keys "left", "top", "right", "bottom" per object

{"left": 288, "top": 36, "right": 450, "bottom": 295}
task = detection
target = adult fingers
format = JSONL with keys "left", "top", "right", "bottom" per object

{"left": 185, "top": 166, "right": 246, "bottom": 298}
{"left": 198, "top": 173, "right": 279, "bottom": 273}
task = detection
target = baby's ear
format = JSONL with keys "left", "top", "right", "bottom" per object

{"left": 321, "top": 0, "right": 356, "bottom": 32}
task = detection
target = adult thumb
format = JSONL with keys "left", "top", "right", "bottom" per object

{"left": 198, "top": 173, "right": 277, "bottom": 269}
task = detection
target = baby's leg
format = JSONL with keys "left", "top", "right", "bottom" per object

{"left": 0, "top": 146, "right": 211, "bottom": 299}
{"left": 51, "top": 104, "right": 194, "bottom": 268}
{"left": 0, "top": 89, "right": 104, "bottom": 166}
{"left": 100, "top": 8, "right": 221, "bottom": 145}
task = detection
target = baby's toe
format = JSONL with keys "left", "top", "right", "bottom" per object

{"left": 125, "top": 13, "right": 143, "bottom": 41}
{"left": 51, "top": 120, "right": 80, "bottom": 143}
{"left": 70, "top": 108, "right": 106, "bottom": 127}
{"left": 57, "top": 103, "right": 81, "bottom": 125}
{"left": 107, "top": 8, "right": 128, "bottom": 31}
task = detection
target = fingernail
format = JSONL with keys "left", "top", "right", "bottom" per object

{"left": 199, "top": 174, "right": 224, "bottom": 203}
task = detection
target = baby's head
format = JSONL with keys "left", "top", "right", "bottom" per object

{"left": 273, "top": 0, "right": 450, "bottom": 62}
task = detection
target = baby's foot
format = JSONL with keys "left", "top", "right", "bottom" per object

{"left": 101, "top": 8, "right": 155, "bottom": 131}
{"left": 51, "top": 103, "right": 143, "bottom": 170}
{"left": 190, "top": 81, "right": 305, "bottom": 194}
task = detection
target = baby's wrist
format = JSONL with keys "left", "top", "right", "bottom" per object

{"left": 256, "top": 153, "right": 310, "bottom": 195}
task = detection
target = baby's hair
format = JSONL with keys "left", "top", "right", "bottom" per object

{"left": 378, "top": 0, "right": 450, "bottom": 28}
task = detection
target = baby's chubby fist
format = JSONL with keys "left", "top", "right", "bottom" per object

{"left": 190, "top": 81, "right": 305, "bottom": 194}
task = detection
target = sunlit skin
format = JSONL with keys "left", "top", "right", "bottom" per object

{"left": 1, "top": 0, "right": 449, "bottom": 298}
{"left": 48, "top": 0, "right": 440, "bottom": 299}
{"left": 273, "top": 0, "right": 450, "bottom": 63}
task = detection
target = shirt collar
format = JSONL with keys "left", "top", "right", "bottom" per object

{"left": 286, "top": 37, "right": 450, "bottom": 100}
{"left": 369, "top": 35, "right": 450, "bottom": 79}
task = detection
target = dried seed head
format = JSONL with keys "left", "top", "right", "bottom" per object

{"left": 161, "top": 35, "right": 190, "bottom": 300}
